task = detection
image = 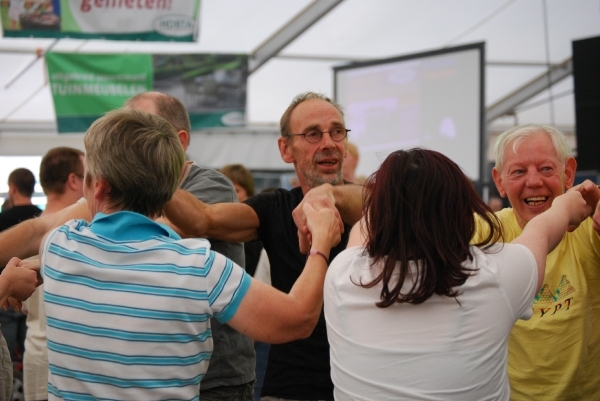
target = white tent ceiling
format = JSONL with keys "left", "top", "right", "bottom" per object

{"left": 0, "top": 0, "right": 599, "bottom": 171}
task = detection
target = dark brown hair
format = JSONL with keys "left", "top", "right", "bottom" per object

{"left": 8, "top": 168, "right": 36, "bottom": 197}
{"left": 40, "top": 147, "right": 84, "bottom": 195}
{"left": 220, "top": 164, "right": 255, "bottom": 197}
{"left": 361, "top": 149, "right": 502, "bottom": 307}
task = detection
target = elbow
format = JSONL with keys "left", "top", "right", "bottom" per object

{"left": 271, "top": 310, "right": 320, "bottom": 344}
{"left": 296, "top": 314, "right": 319, "bottom": 340}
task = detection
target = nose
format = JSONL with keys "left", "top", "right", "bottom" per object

{"left": 524, "top": 169, "right": 543, "bottom": 187}
{"left": 319, "top": 131, "right": 337, "bottom": 149}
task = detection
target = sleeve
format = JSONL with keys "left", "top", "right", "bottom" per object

{"left": 244, "top": 191, "right": 280, "bottom": 239}
{"left": 204, "top": 250, "right": 252, "bottom": 324}
{"left": 182, "top": 166, "right": 245, "bottom": 267}
{"left": 181, "top": 166, "right": 237, "bottom": 205}
{"left": 494, "top": 243, "right": 538, "bottom": 320}
{"left": 40, "top": 226, "right": 62, "bottom": 282}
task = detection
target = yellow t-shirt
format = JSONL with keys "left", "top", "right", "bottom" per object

{"left": 474, "top": 208, "right": 600, "bottom": 401}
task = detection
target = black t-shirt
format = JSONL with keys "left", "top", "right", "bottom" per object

{"left": 0, "top": 204, "right": 42, "bottom": 232}
{"left": 245, "top": 186, "right": 351, "bottom": 400}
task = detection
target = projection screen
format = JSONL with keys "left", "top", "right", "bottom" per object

{"left": 334, "top": 42, "right": 485, "bottom": 182}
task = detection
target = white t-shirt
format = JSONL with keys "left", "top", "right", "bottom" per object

{"left": 324, "top": 244, "right": 537, "bottom": 401}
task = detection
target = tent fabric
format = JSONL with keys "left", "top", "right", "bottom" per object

{"left": 1, "top": 0, "right": 599, "bottom": 169}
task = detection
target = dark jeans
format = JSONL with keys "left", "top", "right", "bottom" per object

{"left": 0, "top": 308, "right": 26, "bottom": 363}
{"left": 200, "top": 381, "right": 254, "bottom": 401}
{"left": 253, "top": 342, "right": 270, "bottom": 401}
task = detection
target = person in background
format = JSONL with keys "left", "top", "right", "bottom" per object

{"left": 324, "top": 148, "right": 589, "bottom": 400}
{"left": 219, "top": 164, "right": 263, "bottom": 276}
{"left": 474, "top": 124, "right": 600, "bottom": 400}
{"left": 0, "top": 167, "right": 42, "bottom": 384}
{"left": 343, "top": 142, "right": 359, "bottom": 183}
{"left": 487, "top": 195, "right": 503, "bottom": 212}
{"left": 0, "top": 168, "right": 41, "bottom": 232}
{"left": 22, "top": 146, "right": 85, "bottom": 401}
{"left": 0, "top": 258, "right": 39, "bottom": 401}
{"left": 1, "top": 199, "right": 12, "bottom": 213}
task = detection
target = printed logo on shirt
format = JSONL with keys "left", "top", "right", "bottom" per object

{"left": 532, "top": 275, "right": 576, "bottom": 318}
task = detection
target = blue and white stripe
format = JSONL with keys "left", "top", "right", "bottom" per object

{"left": 41, "top": 212, "right": 251, "bottom": 400}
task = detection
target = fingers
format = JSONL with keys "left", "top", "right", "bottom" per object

{"left": 7, "top": 297, "right": 22, "bottom": 312}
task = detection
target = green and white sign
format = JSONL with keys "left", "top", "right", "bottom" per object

{"left": 46, "top": 52, "right": 248, "bottom": 133}
{"left": 1, "top": 0, "right": 201, "bottom": 41}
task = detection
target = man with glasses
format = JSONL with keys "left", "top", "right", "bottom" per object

{"left": 163, "top": 92, "right": 363, "bottom": 401}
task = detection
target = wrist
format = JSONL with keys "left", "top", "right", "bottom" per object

{"left": 307, "top": 248, "right": 329, "bottom": 264}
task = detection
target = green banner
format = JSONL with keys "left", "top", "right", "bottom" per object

{"left": 46, "top": 52, "right": 248, "bottom": 133}
{"left": 1, "top": 0, "right": 201, "bottom": 41}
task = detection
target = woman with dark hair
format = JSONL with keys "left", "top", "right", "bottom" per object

{"left": 323, "top": 148, "right": 588, "bottom": 400}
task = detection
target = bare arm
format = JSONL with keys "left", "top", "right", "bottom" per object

{"left": 227, "top": 202, "right": 341, "bottom": 343}
{"left": 512, "top": 191, "right": 588, "bottom": 292}
{"left": 163, "top": 189, "right": 260, "bottom": 243}
{"left": 346, "top": 217, "right": 367, "bottom": 248}
{"left": 0, "top": 201, "right": 90, "bottom": 266}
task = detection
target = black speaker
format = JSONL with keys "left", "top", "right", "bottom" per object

{"left": 572, "top": 36, "right": 600, "bottom": 172}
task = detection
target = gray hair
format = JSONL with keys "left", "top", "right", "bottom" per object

{"left": 494, "top": 124, "right": 571, "bottom": 171}
{"left": 280, "top": 92, "right": 345, "bottom": 137}
{"left": 84, "top": 108, "right": 185, "bottom": 217}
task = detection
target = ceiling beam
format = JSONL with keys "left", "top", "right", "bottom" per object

{"left": 486, "top": 58, "right": 573, "bottom": 122}
{"left": 249, "top": 0, "right": 344, "bottom": 73}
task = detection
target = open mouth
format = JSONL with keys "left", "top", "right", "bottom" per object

{"left": 524, "top": 196, "right": 548, "bottom": 207}
{"left": 317, "top": 159, "right": 339, "bottom": 168}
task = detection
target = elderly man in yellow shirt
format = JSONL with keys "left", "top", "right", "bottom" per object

{"left": 474, "top": 124, "right": 600, "bottom": 401}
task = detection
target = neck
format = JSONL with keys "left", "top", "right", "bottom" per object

{"left": 43, "top": 192, "right": 80, "bottom": 215}
{"left": 10, "top": 193, "right": 33, "bottom": 206}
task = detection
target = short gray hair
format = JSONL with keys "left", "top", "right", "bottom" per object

{"left": 84, "top": 108, "right": 185, "bottom": 217}
{"left": 494, "top": 124, "right": 571, "bottom": 172}
{"left": 279, "top": 92, "right": 344, "bottom": 137}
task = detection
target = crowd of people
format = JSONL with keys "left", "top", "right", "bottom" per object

{"left": 0, "top": 90, "right": 598, "bottom": 401}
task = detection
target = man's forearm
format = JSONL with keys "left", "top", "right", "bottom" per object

{"left": 164, "top": 189, "right": 260, "bottom": 242}
{"left": 333, "top": 183, "right": 364, "bottom": 226}
{"left": 0, "top": 218, "right": 46, "bottom": 266}
{"left": 0, "top": 201, "right": 90, "bottom": 267}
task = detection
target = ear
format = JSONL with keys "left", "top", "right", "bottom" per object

{"left": 66, "top": 173, "right": 80, "bottom": 191}
{"left": 177, "top": 130, "right": 190, "bottom": 151}
{"left": 492, "top": 167, "right": 507, "bottom": 198}
{"left": 94, "top": 177, "right": 111, "bottom": 206}
{"left": 278, "top": 136, "right": 295, "bottom": 164}
{"left": 563, "top": 156, "right": 577, "bottom": 190}
{"left": 7, "top": 183, "right": 16, "bottom": 197}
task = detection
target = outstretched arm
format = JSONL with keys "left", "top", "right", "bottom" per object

{"left": 227, "top": 202, "right": 341, "bottom": 343}
{"left": 163, "top": 189, "right": 260, "bottom": 243}
{"left": 0, "top": 201, "right": 90, "bottom": 267}
{"left": 512, "top": 191, "right": 589, "bottom": 291}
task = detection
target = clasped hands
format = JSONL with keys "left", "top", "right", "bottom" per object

{"left": 0, "top": 257, "right": 41, "bottom": 311}
{"left": 567, "top": 180, "right": 600, "bottom": 234}
{"left": 293, "top": 184, "right": 344, "bottom": 255}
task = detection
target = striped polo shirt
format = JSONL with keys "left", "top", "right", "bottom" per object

{"left": 40, "top": 211, "right": 251, "bottom": 400}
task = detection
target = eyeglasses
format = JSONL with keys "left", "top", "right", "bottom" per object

{"left": 287, "top": 127, "right": 350, "bottom": 143}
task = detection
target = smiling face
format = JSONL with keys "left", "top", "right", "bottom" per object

{"left": 278, "top": 98, "right": 347, "bottom": 193}
{"left": 492, "top": 132, "right": 576, "bottom": 228}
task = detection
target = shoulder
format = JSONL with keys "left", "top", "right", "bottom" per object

{"left": 328, "top": 246, "right": 369, "bottom": 278}
{"left": 182, "top": 164, "right": 237, "bottom": 204}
